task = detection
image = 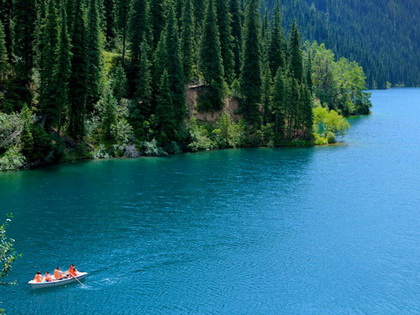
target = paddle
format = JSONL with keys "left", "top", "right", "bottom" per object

{"left": 70, "top": 274, "right": 85, "bottom": 287}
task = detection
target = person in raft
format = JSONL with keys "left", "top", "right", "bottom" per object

{"left": 44, "top": 271, "right": 52, "bottom": 282}
{"left": 33, "top": 271, "right": 43, "bottom": 283}
{"left": 67, "top": 264, "right": 78, "bottom": 277}
{"left": 54, "top": 267, "right": 64, "bottom": 280}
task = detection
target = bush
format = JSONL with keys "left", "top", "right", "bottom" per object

{"left": 0, "top": 147, "right": 25, "bottom": 171}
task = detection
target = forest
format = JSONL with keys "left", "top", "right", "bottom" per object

{"left": 0, "top": 0, "right": 371, "bottom": 171}
{"left": 263, "top": 0, "right": 420, "bottom": 89}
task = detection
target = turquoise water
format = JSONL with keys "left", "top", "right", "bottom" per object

{"left": 2, "top": 88, "right": 420, "bottom": 314}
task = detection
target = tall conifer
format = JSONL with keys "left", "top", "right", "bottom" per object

{"left": 239, "top": 0, "right": 262, "bottom": 126}
{"left": 199, "top": 0, "right": 225, "bottom": 111}
{"left": 0, "top": 21, "right": 8, "bottom": 82}
{"left": 288, "top": 21, "right": 303, "bottom": 82}
{"left": 12, "top": 0, "right": 37, "bottom": 77}
{"left": 181, "top": 0, "right": 196, "bottom": 83}
{"left": 150, "top": 0, "right": 167, "bottom": 49}
{"left": 128, "top": 0, "right": 151, "bottom": 64}
{"left": 39, "top": 0, "right": 59, "bottom": 128}
{"left": 165, "top": 5, "right": 185, "bottom": 128}
{"left": 69, "top": 0, "right": 88, "bottom": 140}
{"left": 51, "top": 2, "right": 72, "bottom": 131}
{"left": 267, "top": 1, "right": 285, "bottom": 77}
{"left": 86, "top": 0, "right": 104, "bottom": 110}
{"left": 229, "top": 0, "right": 242, "bottom": 78}
{"left": 215, "top": 0, "right": 235, "bottom": 85}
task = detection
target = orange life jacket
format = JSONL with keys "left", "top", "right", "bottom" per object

{"left": 45, "top": 274, "right": 52, "bottom": 282}
{"left": 35, "top": 274, "right": 42, "bottom": 282}
{"left": 54, "top": 269, "right": 62, "bottom": 279}
{"left": 70, "top": 268, "right": 77, "bottom": 277}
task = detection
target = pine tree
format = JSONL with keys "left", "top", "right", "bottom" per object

{"left": 165, "top": 5, "right": 185, "bottom": 128}
{"left": 239, "top": 0, "right": 262, "bottom": 126}
{"left": 128, "top": 0, "right": 151, "bottom": 64}
{"left": 267, "top": 0, "right": 285, "bottom": 77}
{"left": 174, "top": 0, "right": 184, "bottom": 21}
{"left": 193, "top": 0, "right": 206, "bottom": 36}
{"left": 299, "top": 83, "right": 313, "bottom": 140}
{"left": 116, "top": 0, "right": 130, "bottom": 62}
{"left": 100, "top": 82, "right": 118, "bottom": 142}
{"left": 111, "top": 62, "right": 128, "bottom": 101}
{"left": 68, "top": 0, "right": 88, "bottom": 140}
{"left": 0, "top": 20, "right": 8, "bottom": 82}
{"left": 288, "top": 21, "right": 303, "bottom": 82}
{"left": 150, "top": 0, "right": 167, "bottom": 49}
{"left": 135, "top": 41, "right": 152, "bottom": 118}
{"left": 215, "top": 0, "right": 235, "bottom": 85}
{"left": 86, "top": 0, "right": 104, "bottom": 111}
{"left": 39, "top": 0, "right": 59, "bottom": 129}
{"left": 261, "top": 63, "right": 272, "bottom": 125}
{"left": 229, "top": 0, "right": 242, "bottom": 78}
{"left": 103, "top": 0, "right": 116, "bottom": 43}
{"left": 199, "top": 0, "right": 226, "bottom": 111}
{"left": 271, "top": 67, "right": 286, "bottom": 138}
{"left": 0, "top": 0, "right": 12, "bottom": 60}
{"left": 51, "top": 1, "right": 72, "bottom": 132}
{"left": 155, "top": 70, "right": 174, "bottom": 143}
{"left": 151, "top": 28, "right": 168, "bottom": 106}
{"left": 12, "top": 0, "right": 37, "bottom": 78}
{"left": 181, "top": 0, "right": 196, "bottom": 83}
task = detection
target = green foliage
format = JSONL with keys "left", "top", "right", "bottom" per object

{"left": 0, "top": 147, "right": 25, "bottom": 171}
{"left": 267, "top": 1, "right": 285, "bottom": 77}
{"left": 305, "top": 42, "right": 371, "bottom": 116}
{"left": 0, "top": 215, "right": 20, "bottom": 280}
{"left": 68, "top": 0, "right": 89, "bottom": 141}
{"left": 128, "top": 0, "right": 151, "bottom": 64}
{"left": 215, "top": 0, "right": 235, "bottom": 85}
{"left": 239, "top": 0, "right": 262, "bottom": 126}
{"left": 181, "top": 0, "right": 197, "bottom": 82}
{"left": 229, "top": 0, "right": 242, "bottom": 78}
{"left": 111, "top": 63, "right": 128, "bottom": 101}
{"left": 313, "top": 106, "right": 350, "bottom": 143}
{"left": 199, "top": 0, "right": 226, "bottom": 111}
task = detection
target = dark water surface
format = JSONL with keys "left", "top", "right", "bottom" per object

{"left": 2, "top": 89, "right": 420, "bottom": 314}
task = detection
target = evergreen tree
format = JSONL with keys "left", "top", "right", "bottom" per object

{"left": 199, "top": 0, "right": 226, "bottom": 111}
{"left": 288, "top": 21, "right": 303, "bottom": 82}
{"left": 215, "top": 0, "right": 235, "bottom": 85}
{"left": 0, "top": 21, "right": 8, "bottom": 82}
{"left": 116, "top": 0, "right": 130, "bottom": 62}
{"left": 38, "top": 0, "right": 59, "bottom": 129}
{"left": 150, "top": 0, "right": 167, "bottom": 49}
{"left": 51, "top": 1, "right": 72, "bottom": 132}
{"left": 86, "top": 0, "right": 104, "bottom": 110}
{"left": 229, "top": 0, "right": 242, "bottom": 78}
{"left": 151, "top": 28, "right": 168, "bottom": 106}
{"left": 103, "top": 0, "right": 116, "bottom": 43}
{"left": 181, "top": 0, "right": 196, "bottom": 83}
{"left": 165, "top": 6, "right": 185, "bottom": 128}
{"left": 299, "top": 83, "right": 313, "bottom": 140}
{"left": 111, "top": 62, "right": 128, "bottom": 101}
{"left": 135, "top": 41, "right": 152, "bottom": 118}
{"left": 174, "top": 0, "right": 184, "bottom": 21}
{"left": 68, "top": 0, "right": 88, "bottom": 140}
{"left": 128, "top": 0, "right": 151, "bottom": 64}
{"left": 261, "top": 63, "right": 272, "bottom": 125}
{"left": 239, "top": 0, "right": 262, "bottom": 126}
{"left": 271, "top": 67, "right": 286, "bottom": 138}
{"left": 100, "top": 82, "right": 118, "bottom": 142}
{"left": 267, "top": 0, "right": 285, "bottom": 77}
{"left": 12, "top": 0, "right": 37, "bottom": 77}
{"left": 0, "top": 0, "right": 12, "bottom": 60}
{"left": 193, "top": 0, "right": 206, "bottom": 36}
{"left": 155, "top": 70, "right": 174, "bottom": 143}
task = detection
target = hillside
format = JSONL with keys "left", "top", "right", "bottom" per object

{"left": 263, "top": 0, "right": 420, "bottom": 88}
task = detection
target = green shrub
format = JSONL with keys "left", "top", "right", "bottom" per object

{"left": 0, "top": 147, "right": 25, "bottom": 171}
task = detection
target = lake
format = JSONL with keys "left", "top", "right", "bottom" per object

{"left": 1, "top": 88, "right": 420, "bottom": 314}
